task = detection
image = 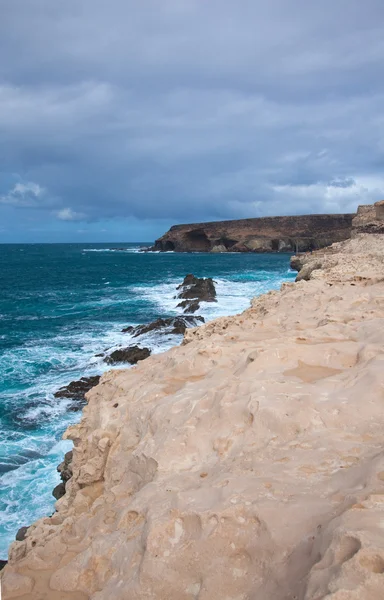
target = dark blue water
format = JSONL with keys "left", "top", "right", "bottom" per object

{"left": 0, "top": 243, "right": 295, "bottom": 557}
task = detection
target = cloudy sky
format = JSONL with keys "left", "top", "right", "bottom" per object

{"left": 1, "top": 0, "right": 384, "bottom": 242}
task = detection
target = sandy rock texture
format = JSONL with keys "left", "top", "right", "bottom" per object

{"left": 2, "top": 233, "right": 384, "bottom": 600}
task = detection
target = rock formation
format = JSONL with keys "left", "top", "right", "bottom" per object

{"left": 152, "top": 212, "right": 354, "bottom": 253}
{"left": 54, "top": 377, "right": 101, "bottom": 412}
{"left": 103, "top": 345, "right": 151, "bottom": 365}
{"left": 176, "top": 274, "right": 217, "bottom": 313}
{"left": 122, "top": 315, "right": 205, "bottom": 337}
{"left": 351, "top": 201, "right": 384, "bottom": 235}
{"left": 2, "top": 230, "right": 384, "bottom": 599}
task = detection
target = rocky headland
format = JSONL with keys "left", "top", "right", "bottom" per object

{"left": 2, "top": 224, "right": 384, "bottom": 599}
{"left": 152, "top": 212, "right": 354, "bottom": 253}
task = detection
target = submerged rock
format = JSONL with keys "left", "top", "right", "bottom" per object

{"left": 104, "top": 346, "right": 151, "bottom": 365}
{"left": 122, "top": 315, "right": 204, "bottom": 337}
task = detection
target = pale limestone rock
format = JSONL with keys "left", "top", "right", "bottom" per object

{"left": 2, "top": 233, "right": 384, "bottom": 600}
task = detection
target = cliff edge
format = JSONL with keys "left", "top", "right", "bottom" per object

{"left": 2, "top": 230, "right": 384, "bottom": 600}
{"left": 152, "top": 213, "right": 354, "bottom": 253}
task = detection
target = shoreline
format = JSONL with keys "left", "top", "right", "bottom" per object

{"left": 2, "top": 233, "right": 384, "bottom": 599}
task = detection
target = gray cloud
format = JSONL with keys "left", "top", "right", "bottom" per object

{"left": 1, "top": 0, "right": 384, "bottom": 239}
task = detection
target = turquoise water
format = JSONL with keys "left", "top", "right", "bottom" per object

{"left": 0, "top": 243, "right": 295, "bottom": 557}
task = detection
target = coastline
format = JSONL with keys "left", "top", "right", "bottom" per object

{"left": 0, "top": 247, "right": 293, "bottom": 560}
{"left": 2, "top": 233, "right": 384, "bottom": 599}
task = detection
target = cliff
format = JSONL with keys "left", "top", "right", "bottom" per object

{"left": 152, "top": 213, "right": 354, "bottom": 253}
{"left": 2, "top": 231, "right": 384, "bottom": 600}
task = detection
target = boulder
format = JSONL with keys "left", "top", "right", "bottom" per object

{"left": 0, "top": 560, "right": 7, "bottom": 571}
{"left": 176, "top": 274, "right": 217, "bottom": 313}
{"left": 211, "top": 244, "right": 227, "bottom": 253}
{"left": 289, "top": 254, "right": 305, "bottom": 272}
{"left": 15, "top": 527, "right": 29, "bottom": 542}
{"left": 52, "top": 482, "right": 66, "bottom": 500}
{"left": 122, "top": 316, "right": 204, "bottom": 337}
{"left": 104, "top": 346, "right": 151, "bottom": 365}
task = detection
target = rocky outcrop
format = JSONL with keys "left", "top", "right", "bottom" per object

{"left": 122, "top": 315, "right": 205, "bottom": 337}
{"left": 54, "top": 376, "right": 101, "bottom": 411}
{"left": 104, "top": 346, "right": 151, "bottom": 365}
{"left": 351, "top": 200, "right": 384, "bottom": 235}
{"left": 152, "top": 212, "right": 354, "bottom": 253}
{"left": 176, "top": 274, "right": 217, "bottom": 313}
{"left": 3, "top": 232, "right": 384, "bottom": 600}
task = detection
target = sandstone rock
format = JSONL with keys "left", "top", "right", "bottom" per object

{"left": 289, "top": 254, "right": 305, "bottom": 271}
{"left": 211, "top": 244, "right": 227, "bottom": 253}
{"left": 104, "top": 345, "right": 151, "bottom": 365}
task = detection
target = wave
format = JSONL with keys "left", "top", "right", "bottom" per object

{"left": 82, "top": 247, "right": 143, "bottom": 253}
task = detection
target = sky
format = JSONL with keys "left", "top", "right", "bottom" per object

{"left": 1, "top": 0, "right": 384, "bottom": 243}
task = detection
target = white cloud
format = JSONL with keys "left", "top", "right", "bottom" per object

{"left": 56, "top": 207, "right": 85, "bottom": 221}
{"left": 271, "top": 176, "right": 384, "bottom": 214}
{"left": 0, "top": 181, "right": 44, "bottom": 207}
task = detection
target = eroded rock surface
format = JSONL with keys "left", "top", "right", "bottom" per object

{"left": 3, "top": 233, "right": 384, "bottom": 600}
{"left": 152, "top": 213, "right": 354, "bottom": 253}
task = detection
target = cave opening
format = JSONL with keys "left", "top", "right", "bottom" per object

{"left": 164, "top": 241, "right": 175, "bottom": 251}
{"left": 185, "top": 229, "right": 211, "bottom": 251}
{"left": 217, "top": 238, "right": 238, "bottom": 250}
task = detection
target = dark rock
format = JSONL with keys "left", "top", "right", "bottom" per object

{"left": 0, "top": 559, "right": 7, "bottom": 570}
{"left": 16, "top": 526, "right": 28, "bottom": 542}
{"left": 177, "top": 274, "right": 216, "bottom": 301}
{"left": 152, "top": 214, "right": 354, "bottom": 253}
{"left": 52, "top": 450, "right": 73, "bottom": 500}
{"left": 122, "top": 316, "right": 204, "bottom": 337}
{"left": 176, "top": 299, "right": 200, "bottom": 314}
{"left": 54, "top": 376, "right": 101, "bottom": 401}
{"left": 52, "top": 482, "right": 66, "bottom": 500}
{"left": 58, "top": 451, "right": 73, "bottom": 483}
{"left": 176, "top": 274, "right": 217, "bottom": 313}
{"left": 104, "top": 346, "right": 151, "bottom": 365}
{"left": 121, "top": 325, "right": 134, "bottom": 334}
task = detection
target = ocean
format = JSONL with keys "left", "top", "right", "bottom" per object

{"left": 0, "top": 243, "right": 295, "bottom": 558}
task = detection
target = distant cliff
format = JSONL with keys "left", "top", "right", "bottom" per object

{"left": 152, "top": 213, "right": 354, "bottom": 253}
